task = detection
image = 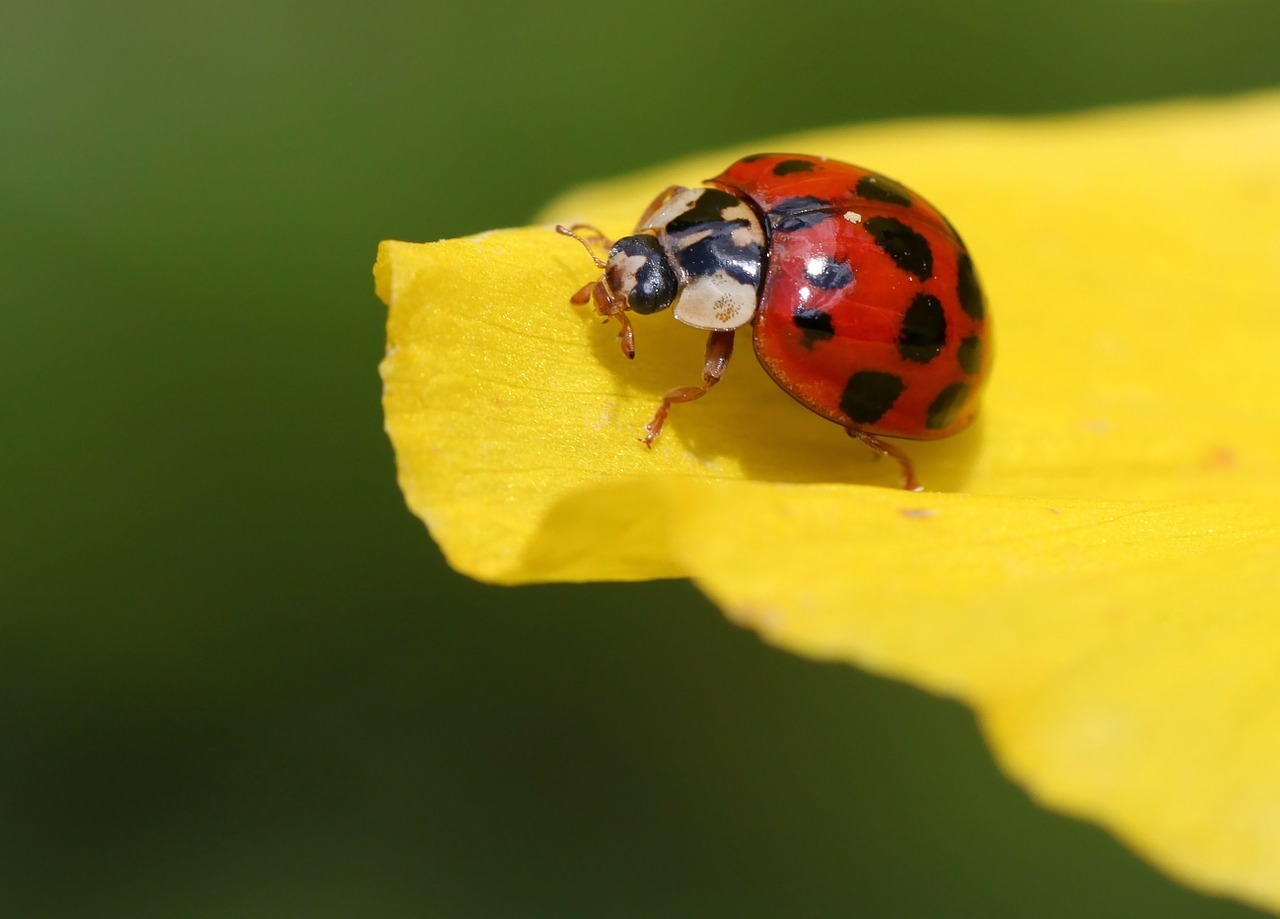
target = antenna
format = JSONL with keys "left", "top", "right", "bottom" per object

{"left": 555, "top": 224, "right": 610, "bottom": 269}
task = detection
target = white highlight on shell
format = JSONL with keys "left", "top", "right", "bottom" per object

{"left": 843, "top": 211, "right": 863, "bottom": 224}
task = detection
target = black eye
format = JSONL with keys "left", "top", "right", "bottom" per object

{"left": 608, "top": 235, "right": 678, "bottom": 315}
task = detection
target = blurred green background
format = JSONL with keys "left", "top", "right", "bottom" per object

{"left": 3, "top": 1, "right": 1279, "bottom": 915}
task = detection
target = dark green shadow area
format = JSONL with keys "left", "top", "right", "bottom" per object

{"left": 3, "top": 0, "right": 1278, "bottom": 915}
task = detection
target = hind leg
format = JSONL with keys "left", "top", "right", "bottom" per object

{"left": 846, "top": 427, "right": 923, "bottom": 492}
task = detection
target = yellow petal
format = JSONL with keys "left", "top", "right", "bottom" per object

{"left": 376, "top": 92, "right": 1280, "bottom": 910}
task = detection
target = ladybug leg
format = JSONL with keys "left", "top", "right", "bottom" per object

{"left": 612, "top": 312, "right": 635, "bottom": 360}
{"left": 643, "top": 330, "right": 735, "bottom": 446}
{"left": 846, "top": 428, "right": 923, "bottom": 492}
{"left": 585, "top": 281, "right": 635, "bottom": 359}
{"left": 570, "top": 281, "right": 595, "bottom": 304}
{"left": 560, "top": 225, "right": 632, "bottom": 358}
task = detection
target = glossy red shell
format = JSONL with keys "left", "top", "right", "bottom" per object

{"left": 712, "top": 153, "right": 990, "bottom": 440}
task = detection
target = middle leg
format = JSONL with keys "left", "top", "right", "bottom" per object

{"left": 644, "top": 329, "right": 735, "bottom": 445}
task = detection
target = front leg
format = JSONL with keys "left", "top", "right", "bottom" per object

{"left": 643, "top": 329, "right": 735, "bottom": 445}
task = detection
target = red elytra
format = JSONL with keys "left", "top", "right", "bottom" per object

{"left": 558, "top": 153, "right": 990, "bottom": 491}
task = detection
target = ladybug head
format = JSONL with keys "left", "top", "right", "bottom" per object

{"left": 603, "top": 234, "right": 678, "bottom": 315}
{"left": 557, "top": 224, "right": 681, "bottom": 359}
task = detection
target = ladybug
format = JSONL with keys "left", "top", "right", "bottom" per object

{"left": 557, "top": 153, "right": 989, "bottom": 491}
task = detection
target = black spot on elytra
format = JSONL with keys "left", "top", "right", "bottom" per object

{"left": 957, "top": 335, "right": 982, "bottom": 375}
{"left": 856, "top": 174, "right": 913, "bottom": 207}
{"left": 864, "top": 216, "right": 933, "bottom": 280}
{"left": 840, "top": 371, "right": 905, "bottom": 425}
{"left": 956, "top": 251, "right": 984, "bottom": 319}
{"left": 773, "top": 159, "right": 816, "bottom": 176}
{"left": 665, "top": 188, "right": 742, "bottom": 234}
{"left": 769, "top": 196, "right": 832, "bottom": 232}
{"left": 740, "top": 153, "right": 771, "bottom": 163}
{"left": 793, "top": 307, "right": 835, "bottom": 349}
{"left": 898, "top": 294, "right": 947, "bottom": 363}
{"left": 926, "top": 382, "right": 970, "bottom": 430}
{"left": 804, "top": 257, "right": 854, "bottom": 290}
